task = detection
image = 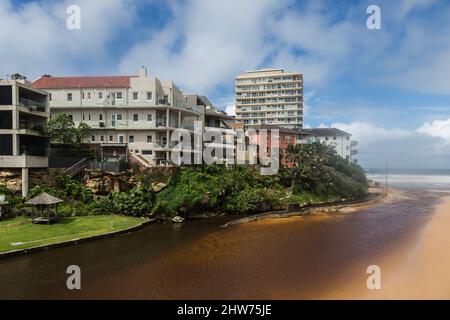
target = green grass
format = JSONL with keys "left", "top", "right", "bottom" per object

{"left": 0, "top": 215, "right": 145, "bottom": 253}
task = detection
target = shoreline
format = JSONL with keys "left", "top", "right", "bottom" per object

{"left": 221, "top": 192, "right": 386, "bottom": 228}
{"left": 319, "top": 193, "right": 450, "bottom": 299}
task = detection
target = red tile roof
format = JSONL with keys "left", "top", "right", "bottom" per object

{"left": 32, "top": 76, "right": 133, "bottom": 89}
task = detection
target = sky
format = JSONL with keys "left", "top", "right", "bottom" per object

{"left": 1, "top": 0, "right": 450, "bottom": 169}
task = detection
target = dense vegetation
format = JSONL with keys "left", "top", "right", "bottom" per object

{"left": 1, "top": 142, "right": 367, "bottom": 219}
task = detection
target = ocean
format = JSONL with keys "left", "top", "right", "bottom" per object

{"left": 365, "top": 169, "right": 450, "bottom": 191}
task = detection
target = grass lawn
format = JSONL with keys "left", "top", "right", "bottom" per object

{"left": 0, "top": 215, "right": 145, "bottom": 253}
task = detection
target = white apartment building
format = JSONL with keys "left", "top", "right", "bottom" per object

{"left": 33, "top": 67, "right": 200, "bottom": 166}
{"left": 299, "top": 128, "right": 358, "bottom": 163}
{"left": 0, "top": 77, "right": 50, "bottom": 196}
{"left": 235, "top": 68, "right": 303, "bottom": 130}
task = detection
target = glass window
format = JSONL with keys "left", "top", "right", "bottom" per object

{"left": 67, "top": 93, "right": 72, "bottom": 101}
{"left": 129, "top": 135, "right": 134, "bottom": 143}
{"left": 133, "top": 114, "right": 138, "bottom": 122}
{"left": 147, "top": 114, "right": 152, "bottom": 122}
{"left": 147, "top": 135, "right": 152, "bottom": 143}
{"left": 147, "top": 92, "right": 152, "bottom": 100}
{"left": 91, "top": 135, "right": 95, "bottom": 142}
{"left": 133, "top": 92, "right": 138, "bottom": 101}
{"left": 117, "top": 114, "right": 123, "bottom": 121}
{"left": 98, "top": 92, "right": 103, "bottom": 99}
{"left": 116, "top": 92, "right": 123, "bottom": 99}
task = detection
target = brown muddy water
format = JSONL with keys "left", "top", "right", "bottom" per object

{"left": 0, "top": 190, "right": 446, "bottom": 299}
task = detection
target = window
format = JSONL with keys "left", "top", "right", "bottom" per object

{"left": 142, "top": 150, "right": 153, "bottom": 155}
{"left": 116, "top": 114, "right": 123, "bottom": 121}
{"left": 68, "top": 114, "right": 73, "bottom": 120}
{"left": 129, "top": 135, "right": 134, "bottom": 143}
{"left": 98, "top": 92, "right": 103, "bottom": 99}
{"left": 100, "top": 135, "right": 104, "bottom": 142}
{"left": 88, "top": 92, "right": 91, "bottom": 100}
{"left": 147, "top": 135, "right": 152, "bottom": 143}
{"left": 133, "top": 114, "right": 138, "bottom": 122}
{"left": 67, "top": 93, "right": 72, "bottom": 101}
{"left": 49, "top": 94, "right": 52, "bottom": 102}
{"left": 147, "top": 114, "right": 152, "bottom": 122}
{"left": 146, "top": 92, "right": 152, "bottom": 100}
{"left": 109, "top": 135, "right": 113, "bottom": 142}
{"left": 88, "top": 114, "right": 91, "bottom": 121}
{"left": 82, "top": 114, "right": 85, "bottom": 121}
{"left": 99, "top": 114, "right": 103, "bottom": 121}
{"left": 82, "top": 92, "right": 85, "bottom": 99}
{"left": 116, "top": 92, "right": 123, "bottom": 99}
{"left": 91, "top": 135, "right": 95, "bottom": 142}
{"left": 133, "top": 92, "right": 139, "bottom": 101}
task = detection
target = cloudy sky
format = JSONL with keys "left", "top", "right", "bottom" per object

{"left": 1, "top": 0, "right": 450, "bottom": 169}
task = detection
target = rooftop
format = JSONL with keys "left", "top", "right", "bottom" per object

{"left": 301, "top": 128, "right": 352, "bottom": 137}
{"left": 32, "top": 75, "right": 133, "bottom": 89}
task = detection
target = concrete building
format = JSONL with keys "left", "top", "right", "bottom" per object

{"left": 299, "top": 128, "right": 358, "bottom": 163}
{"left": 252, "top": 125, "right": 299, "bottom": 168}
{"left": 0, "top": 77, "right": 50, "bottom": 196}
{"left": 235, "top": 68, "right": 303, "bottom": 130}
{"left": 32, "top": 67, "right": 200, "bottom": 167}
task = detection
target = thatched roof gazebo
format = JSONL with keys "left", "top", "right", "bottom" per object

{"left": 25, "top": 192, "right": 64, "bottom": 225}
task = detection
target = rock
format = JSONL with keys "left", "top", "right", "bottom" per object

{"left": 85, "top": 180, "right": 100, "bottom": 193}
{"left": 172, "top": 216, "right": 184, "bottom": 223}
{"left": 201, "top": 191, "right": 211, "bottom": 205}
{"left": 151, "top": 182, "right": 167, "bottom": 192}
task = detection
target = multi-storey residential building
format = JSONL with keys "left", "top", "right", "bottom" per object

{"left": 251, "top": 125, "right": 299, "bottom": 168}
{"left": 235, "top": 68, "right": 303, "bottom": 130}
{"left": 299, "top": 128, "right": 358, "bottom": 163}
{"left": 32, "top": 67, "right": 200, "bottom": 166}
{"left": 0, "top": 77, "right": 49, "bottom": 196}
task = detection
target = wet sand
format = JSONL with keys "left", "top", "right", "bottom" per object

{"left": 321, "top": 194, "right": 450, "bottom": 299}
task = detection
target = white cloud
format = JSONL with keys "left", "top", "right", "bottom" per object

{"left": 0, "top": 0, "right": 137, "bottom": 78}
{"left": 119, "top": 0, "right": 287, "bottom": 93}
{"left": 330, "top": 121, "right": 450, "bottom": 169}
{"left": 417, "top": 118, "right": 450, "bottom": 141}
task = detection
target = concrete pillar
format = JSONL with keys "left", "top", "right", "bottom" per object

{"left": 12, "top": 83, "right": 18, "bottom": 106}
{"left": 178, "top": 110, "right": 181, "bottom": 128}
{"left": 166, "top": 129, "right": 170, "bottom": 163}
{"left": 166, "top": 109, "right": 170, "bottom": 127}
{"left": 12, "top": 110, "right": 18, "bottom": 130}
{"left": 21, "top": 168, "right": 29, "bottom": 197}
{"left": 12, "top": 135, "right": 19, "bottom": 156}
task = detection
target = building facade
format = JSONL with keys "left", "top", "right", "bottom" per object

{"left": 0, "top": 78, "right": 50, "bottom": 196}
{"left": 299, "top": 128, "right": 358, "bottom": 163}
{"left": 235, "top": 68, "right": 303, "bottom": 130}
{"left": 33, "top": 67, "right": 200, "bottom": 166}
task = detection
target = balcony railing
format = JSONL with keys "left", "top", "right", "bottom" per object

{"left": 19, "top": 146, "right": 48, "bottom": 157}
{"left": 19, "top": 98, "right": 46, "bottom": 113}
{"left": 19, "top": 120, "right": 48, "bottom": 134}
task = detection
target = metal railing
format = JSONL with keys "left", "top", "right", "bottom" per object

{"left": 61, "top": 158, "right": 87, "bottom": 178}
{"left": 19, "top": 98, "right": 46, "bottom": 113}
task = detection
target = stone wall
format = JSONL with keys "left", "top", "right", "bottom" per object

{"left": 0, "top": 168, "right": 50, "bottom": 194}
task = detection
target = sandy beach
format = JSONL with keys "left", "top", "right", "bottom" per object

{"left": 321, "top": 193, "right": 450, "bottom": 299}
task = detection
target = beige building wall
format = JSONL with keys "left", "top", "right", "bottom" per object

{"left": 235, "top": 68, "right": 303, "bottom": 130}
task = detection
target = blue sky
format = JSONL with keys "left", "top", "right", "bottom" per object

{"left": 2, "top": 0, "right": 450, "bottom": 168}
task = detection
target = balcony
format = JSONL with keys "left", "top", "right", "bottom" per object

{"left": 351, "top": 150, "right": 358, "bottom": 156}
{"left": 19, "top": 98, "right": 46, "bottom": 113}
{"left": 351, "top": 141, "right": 358, "bottom": 147}
{"left": 19, "top": 120, "right": 48, "bottom": 134}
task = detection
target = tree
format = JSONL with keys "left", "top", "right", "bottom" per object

{"left": 48, "top": 114, "right": 91, "bottom": 144}
{"left": 286, "top": 141, "right": 335, "bottom": 192}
